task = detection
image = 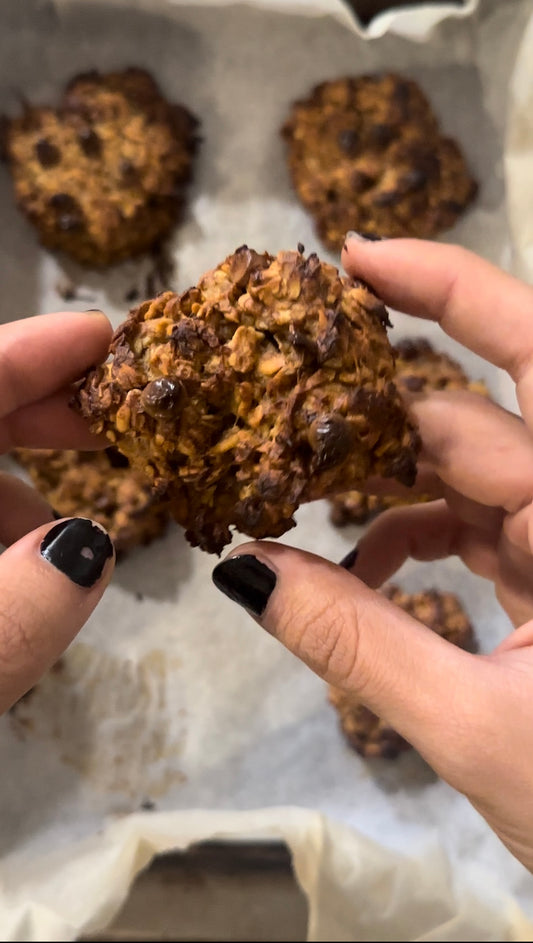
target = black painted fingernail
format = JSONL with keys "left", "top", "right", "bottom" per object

{"left": 40, "top": 518, "right": 114, "bottom": 588}
{"left": 212, "top": 554, "right": 276, "bottom": 617}
{"left": 345, "top": 231, "right": 384, "bottom": 243}
{"left": 340, "top": 546, "right": 359, "bottom": 570}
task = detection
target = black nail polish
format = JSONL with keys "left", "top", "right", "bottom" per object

{"left": 345, "top": 230, "right": 384, "bottom": 243}
{"left": 339, "top": 546, "right": 359, "bottom": 570}
{"left": 40, "top": 518, "right": 114, "bottom": 588}
{"left": 212, "top": 554, "right": 276, "bottom": 617}
{"left": 360, "top": 231, "right": 383, "bottom": 241}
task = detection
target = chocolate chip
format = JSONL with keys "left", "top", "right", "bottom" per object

{"left": 308, "top": 415, "right": 353, "bottom": 470}
{"left": 351, "top": 169, "right": 374, "bottom": 192}
{"left": 288, "top": 326, "right": 317, "bottom": 356}
{"left": 402, "top": 374, "right": 425, "bottom": 392}
{"left": 338, "top": 128, "right": 359, "bottom": 155}
{"left": 297, "top": 242, "right": 305, "bottom": 255}
{"left": 48, "top": 192, "right": 84, "bottom": 230}
{"left": 104, "top": 447, "right": 130, "bottom": 469}
{"left": 35, "top": 138, "right": 60, "bottom": 167}
{"left": 58, "top": 214, "right": 82, "bottom": 231}
{"left": 119, "top": 158, "right": 137, "bottom": 183}
{"left": 373, "top": 190, "right": 401, "bottom": 208}
{"left": 141, "top": 377, "right": 183, "bottom": 418}
{"left": 369, "top": 124, "right": 394, "bottom": 147}
{"left": 78, "top": 127, "right": 101, "bottom": 157}
{"left": 49, "top": 192, "right": 77, "bottom": 211}
{"left": 399, "top": 168, "right": 427, "bottom": 192}
{"left": 394, "top": 338, "right": 431, "bottom": 361}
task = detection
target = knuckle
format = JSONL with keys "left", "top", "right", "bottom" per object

{"left": 278, "top": 592, "right": 359, "bottom": 685}
{"left": 0, "top": 598, "right": 40, "bottom": 676}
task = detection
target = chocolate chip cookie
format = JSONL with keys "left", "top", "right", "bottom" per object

{"left": 13, "top": 447, "right": 170, "bottom": 555}
{"left": 75, "top": 245, "right": 420, "bottom": 554}
{"left": 281, "top": 73, "right": 477, "bottom": 249}
{"left": 2, "top": 68, "right": 198, "bottom": 266}
{"left": 329, "top": 584, "right": 477, "bottom": 759}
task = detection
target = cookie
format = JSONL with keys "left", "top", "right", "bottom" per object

{"left": 75, "top": 245, "right": 420, "bottom": 554}
{"left": 329, "top": 585, "right": 477, "bottom": 759}
{"left": 281, "top": 73, "right": 477, "bottom": 249}
{"left": 330, "top": 337, "right": 489, "bottom": 526}
{"left": 13, "top": 447, "right": 170, "bottom": 555}
{"left": 2, "top": 68, "right": 198, "bottom": 266}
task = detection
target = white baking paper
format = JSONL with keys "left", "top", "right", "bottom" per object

{"left": 1, "top": 0, "right": 533, "bottom": 940}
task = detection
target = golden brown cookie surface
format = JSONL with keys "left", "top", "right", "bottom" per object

{"left": 330, "top": 337, "right": 489, "bottom": 526}
{"left": 282, "top": 73, "right": 477, "bottom": 249}
{"left": 76, "top": 246, "right": 420, "bottom": 554}
{"left": 13, "top": 447, "right": 170, "bottom": 555}
{"left": 329, "top": 585, "right": 477, "bottom": 759}
{"left": 2, "top": 68, "right": 198, "bottom": 266}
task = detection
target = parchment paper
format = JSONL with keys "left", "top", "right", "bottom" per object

{"left": 1, "top": 0, "right": 533, "bottom": 940}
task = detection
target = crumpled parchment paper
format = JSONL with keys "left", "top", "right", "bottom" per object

{"left": 1, "top": 0, "right": 533, "bottom": 940}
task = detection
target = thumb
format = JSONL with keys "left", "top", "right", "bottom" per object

{"left": 212, "top": 542, "right": 496, "bottom": 784}
{"left": 0, "top": 517, "right": 114, "bottom": 713}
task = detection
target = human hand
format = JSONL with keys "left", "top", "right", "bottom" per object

{"left": 0, "top": 309, "right": 115, "bottom": 714}
{"left": 212, "top": 238, "right": 533, "bottom": 873}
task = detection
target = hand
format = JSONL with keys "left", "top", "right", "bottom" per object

{"left": 0, "top": 309, "right": 115, "bottom": 714}
{"left": 212, "top": 238, "right": 533, "bottom": 874}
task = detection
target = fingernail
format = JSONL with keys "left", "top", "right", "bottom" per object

{"left": 84, "top": 308, "right": 105, "bottom": 314}
{"left": 212, "top": 554, "right": 276, "bottom": 617}
{"left": 345, "top": 231, "right": 383, "bottom": 243}
{"left": 339, "top": 546, "right": 359, "bottom": 570}
{"left": 40, "top": 518, "right": 114, "bottom": 588}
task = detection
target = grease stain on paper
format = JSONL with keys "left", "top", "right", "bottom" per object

{"left": 10, "top": 643, "right": 187, "bottom": 798}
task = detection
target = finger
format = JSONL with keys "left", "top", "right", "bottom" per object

{"left": 361, "top": 462, "right": 444, "bottom": 500}
{"left": 492, "top": 506, "right": 533, "bottom": 626}
{"left": 0, "top": 517, "right": 114, "bottom": 714}
{"left": 2, "top": 389, "right": 108, "bottom": 452}
{"left": 343, "top": 500, "right": 500, "bottom": 589}
{"left": 0, "top": 472, "right": 55, "bottom": 545}
{"left": 411, "top": 391, "right": 533, "bottom": 513}
{"left": 0, "top": 310, "right": 111, "bottom": 418}
{"left": 341, "top": 237, "right": 533, "bottom": 383}
{"left": 212, "top": 542, "right": 496, "bottom": 786}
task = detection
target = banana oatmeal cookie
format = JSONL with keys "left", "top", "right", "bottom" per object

{"left": 281, "top": 73, "right": 477, "bottom": 249}
{"left": 13, "top": 447, "right": 170, "bottom": 555}
{"left": 1, "top": 68, "right": 198, "bottom": 266}
{"left": 329, "top": 585, "right": 477, "bottom": 759}
{"left": 75, "top": 245, "right": 420, "bottom": 554}
{"left": 330, "top": 337, "right": 489, "bottom": 525}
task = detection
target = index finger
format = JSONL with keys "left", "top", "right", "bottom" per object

{"left": 0, "top": 310, "right": 112, "bottom": 418}
{"left": 341, "top": 238, "right": 533, "bottom": 425}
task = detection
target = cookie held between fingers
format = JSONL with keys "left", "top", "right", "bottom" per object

{"left": 1, "top": 68, "right": 199, "bottom": 267}
{"left": 75, "top": 245, "right": 420, "bottom": 553}
{"left": 330, "top": 337, "right": 490, "bottom": 526}
{"left": 329, "top": 585, "right": 478, "bottom": 759}
{"left": 282, "top": 73, "right": 477, "bottom": 249}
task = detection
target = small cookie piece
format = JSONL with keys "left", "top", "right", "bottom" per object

{"left": 281, "top": 73, "right": 477, "bottom": 249}
{"left": 330, "top": 337, "right": 489, "bottom": 526}
{"left": 75, "top": 245, "right": 420, "bottom": 554}
{"left": 13, "top": 447, "right": 170, "bottom": 555}
{"left": 2, "top": 68, "right": 198, "bottom": 266}
{"left": 329, "top": 585, "right": 477, "bottom": 759}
